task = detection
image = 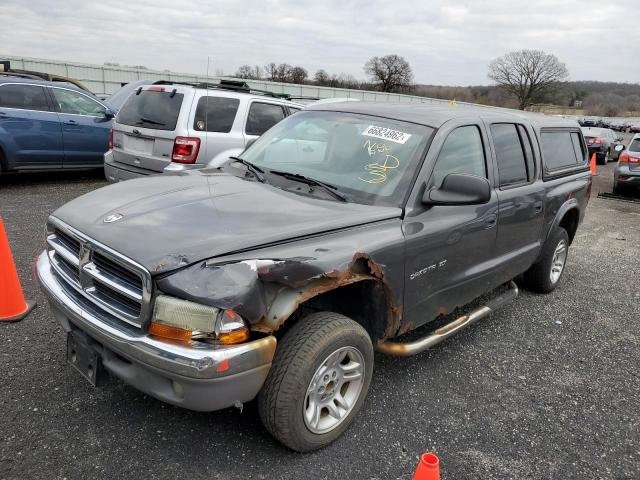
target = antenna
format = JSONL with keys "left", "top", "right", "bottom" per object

{"left": 205, "top": 56, "right": 211, "bottom": 159}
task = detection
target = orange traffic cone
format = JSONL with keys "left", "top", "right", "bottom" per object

{"left": 589, "top": 153, "right": 597, "bottom": 176}
{"left": 413, "top": 453, "right": 440, "bottom": 480}
{"left": 0, "top": 218, "right": 35, "bottom": 322}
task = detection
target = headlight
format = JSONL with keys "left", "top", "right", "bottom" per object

{"left": 149, "top": 295, "right": 249, "bottom": 345}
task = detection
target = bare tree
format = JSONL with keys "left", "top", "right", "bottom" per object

{"left": 289, "top": 66, "right": 308, "bottom": 84}
{"left": 236, "top": 65, "right": 262, "bottom": 80}
{"left": 264, "top": 62, "right": 278, "bottom": 81}
{"left": 364, "top": 54, "right": 413, "bottom": 93}
{"left": 314, "top": 69, "right": 329, "bottom": 85}
{"left": 488, "top": 50, "right": 569, "bottom": 110}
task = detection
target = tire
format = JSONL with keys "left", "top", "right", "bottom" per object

{"left": 613, "top": 182, "right": 627, "bottom": 196}
{"left": 523, "top": 227, "right": 570, "bottom": 294}
{"left": 258, "top": 311, "right": 374, "bottom": 452}
{"left": 598, "top": 151, "right": 608, "bottom": 165}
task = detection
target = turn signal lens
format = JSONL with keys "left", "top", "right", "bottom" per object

{"left": 108, "top": 128, "right": 114, "bottom": 150}
{"left": 215, "top": 309, "right": 250, "bottom": 345}
{"left": 218, "top": 328, "right": 250, "bottom": 345}
{"left": 619, "top": 153, "right": 629, "bottom": 164}
{"left": 149, "top": 322, "right": 192, "bottom": 341}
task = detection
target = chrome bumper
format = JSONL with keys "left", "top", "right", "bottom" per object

{"left": 36, "top": 250, "right": 277, "bottom": 411}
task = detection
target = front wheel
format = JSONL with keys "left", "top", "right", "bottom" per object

{"left": 523, "top": 227, "right": 570, "bottom": 293}
{"left": 258, "top": 312, "right": 374, "bottom": 452}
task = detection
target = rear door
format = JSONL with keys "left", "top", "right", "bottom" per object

{"left": 111, "top": 86, "right": 186, "bottom": 173}
{"left": 487, "top": 122, "right": 545, "bottom": 281}
{"left": 0, "top": 83, "right": 63, "bottom": 168}
{"left": 49, "top": 87, "right": 111, "bottom": 167}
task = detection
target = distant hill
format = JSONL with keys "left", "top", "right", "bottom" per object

{"left": 413, "top": 81, "right": 640, "bottom": 116}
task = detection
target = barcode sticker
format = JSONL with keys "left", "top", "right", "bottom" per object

{"left": 362, "top": 125, "right": 411, "bottom": 144}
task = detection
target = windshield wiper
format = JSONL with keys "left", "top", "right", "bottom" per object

{"left": 136, "top": 116, "right": 165, "bottom": 126}
{"left": 229, "top": 157, "right": 265, "bottom": 183}
{"left": 268, "top": 169, "right": 348, "bottom": 202}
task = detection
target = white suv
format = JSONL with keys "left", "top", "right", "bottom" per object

{"left": 104, "top": 80, "right": 303, "bottom": 182}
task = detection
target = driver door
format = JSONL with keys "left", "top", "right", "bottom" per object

{"left": 48, "top": 87, "right": 112, "bottom": 167}
{"left": 402, "top": 121, "right": 500, "bottom": 330}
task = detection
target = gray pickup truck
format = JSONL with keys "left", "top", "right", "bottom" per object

{"left": 37, "top": 102, "right": 591, "bottom": 451}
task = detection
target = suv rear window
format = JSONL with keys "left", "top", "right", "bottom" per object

{"left": 629, "top": 138, "right": 640, "bottom": 152}
{"left": 116, "top": 90, "right": 184, "bottom": 131}
{"left": 193, "top": 96, "right": 239, "bottom": 133}
{"left": 541, "top": 131, "right": 584, "bottom": 170}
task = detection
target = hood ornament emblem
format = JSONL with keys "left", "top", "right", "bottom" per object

{"left": 103, "top": 213, "right": 124, "bottom": 223}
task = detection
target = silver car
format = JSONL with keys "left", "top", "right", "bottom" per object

{"left": 614, "top": 134, "right": 640, "bottom": 196}
{"left": 104, "top": 80, "right": 303, "bottom": 182}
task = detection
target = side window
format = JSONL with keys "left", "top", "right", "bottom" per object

{"left": 517, "top": 125, "right": 536, "bottom": 180}
{"left": 490, "top": 123, "right": 528, "bottom": 187}
{"left": 0, "top": 84, "right": 50, "bottom": 111}
{"left": 51, "top": 88, "right": 105, "bottom": 116}
{"left": 541, "top": 131, "right": 584, "bottom": 170}
{"left": 193, "top": 96, "right": 239, "bottom": 133}
{"left": 245, "top": 102, "right": 286, "bottom": 136}
{"left": 570, "top": 132, "right": 585, "bottom": 163}
{"left": 431, "top": 125, "right": 486, "bottom": 188}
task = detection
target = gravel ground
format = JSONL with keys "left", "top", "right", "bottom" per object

{"left": 0, "top": 161, "right": 638, "bottom": 480}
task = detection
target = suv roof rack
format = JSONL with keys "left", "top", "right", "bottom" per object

{"left": 0, "top": 71, "right": 43, "bottom": 80}
{"left": 151, "top": 79, "right": 297, "bottom": 100}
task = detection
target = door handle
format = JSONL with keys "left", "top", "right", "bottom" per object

{"left": 0, "top": 111, "right": 8, "bottom": 117}
{"left": 485, "top": 214, "right": 497, "bottom": 228}
{"left": 534, "top": 202, "right": 543, "bottom": 213}
{"left": 63, "top": 119, "right": 78, "bottom": 126}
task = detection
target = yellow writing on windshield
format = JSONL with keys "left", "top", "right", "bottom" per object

{"left": 359, "top": 154, "right": 400, "bottom": 184}
{"left": 363, "top": 139, "right": 392, "bottom": 157}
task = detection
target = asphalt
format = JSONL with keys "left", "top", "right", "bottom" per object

{"left": 0, "top": 157, "right": 638, "bottom": 479}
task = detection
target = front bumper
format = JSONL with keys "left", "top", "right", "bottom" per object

{"left": 36, "top": 250, "right": 277, "bottom": 411}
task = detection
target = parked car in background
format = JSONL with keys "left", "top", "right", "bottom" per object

{"left": 614, "top": 134, "right": 640, "bottom": 196}
{"left": 580, "top": 117, "right": 598, "bottom": 127}
{"left": 37, "top": 103, "right": 591, "bottom": 451}
{"left": 104, "top": 80, "right": 303, "bottom": 182}
{"left": 104, "top": 80, "right": 153, "bottom": 113}
{"left": 629, "top": 124, "right": 640, "bottom": 133}
{"left": 580, "top": 127, "right": 624, "bottom": 164}
{"left": 0, "top": 74, "right": 115, "bottom": 174}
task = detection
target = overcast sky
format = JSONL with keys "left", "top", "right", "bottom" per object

{"left": 1, "top": 0, "right": 637, "bottom": 86}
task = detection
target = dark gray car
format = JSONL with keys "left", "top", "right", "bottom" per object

{"left": 37, "top": 102, "right": 591, "bottom": 451}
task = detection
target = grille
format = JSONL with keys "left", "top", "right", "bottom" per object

{"left": 46, "top": 220, "right": 151, "bottom": 328}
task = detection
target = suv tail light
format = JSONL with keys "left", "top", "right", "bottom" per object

{"left": 172, "top": 137, "right": 201, "bottom": 164}
{"left": 108, "top": 128, "right": 114, "bottom": 150}
{"left": 619, "top": 153, "right": 640, "bottom": 165}
{"left": 588, "top": 137, "right": 603, "bottom": 144}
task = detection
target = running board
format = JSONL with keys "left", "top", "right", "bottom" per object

{"left": 375, "top": 281, "right": 518, "bottom": 357}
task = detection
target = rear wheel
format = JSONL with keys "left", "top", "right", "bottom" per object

{"left": 258, "top": 312, "right": 373, "bottom": 452}
{"left": 523, "top": 227, "right": 569, "bottom": 293}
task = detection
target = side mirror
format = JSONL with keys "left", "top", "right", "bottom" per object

{"left": 615, "top": 144, "right": 624, "bottom": 152}
{"left": 422, "top": 173, "right": 491, "bottom": 206}
{"left": 103, "top": 108, "right": 115, "bottom": 119}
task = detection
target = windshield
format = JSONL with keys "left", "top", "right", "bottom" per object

{"left": 239, "top": 111, "right": 433, "bottom": 206}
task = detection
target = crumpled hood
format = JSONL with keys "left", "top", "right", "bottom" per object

{"left": 52, "top": 170, "right": 401, "bottom": 274}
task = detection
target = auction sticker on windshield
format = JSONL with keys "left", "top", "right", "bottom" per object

{"left": 362, "top": 125, "right": 411, "bottom": 144}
